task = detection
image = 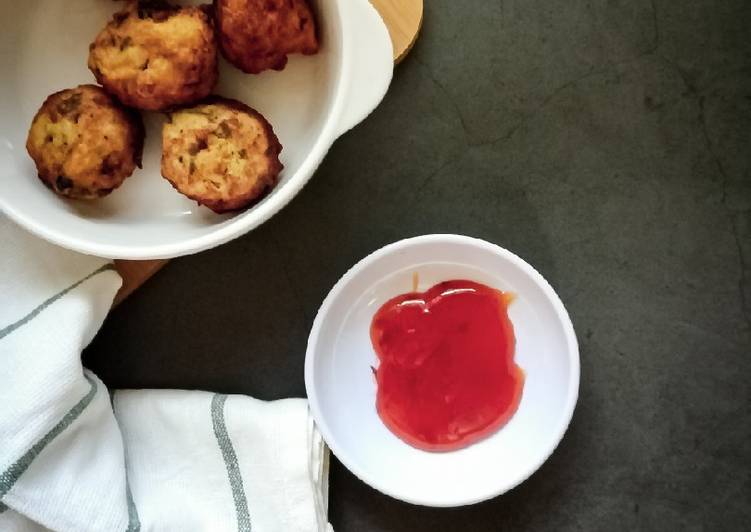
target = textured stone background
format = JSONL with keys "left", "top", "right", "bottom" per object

{"left": 85, "top": 0, "right": 751, "bottom": 529}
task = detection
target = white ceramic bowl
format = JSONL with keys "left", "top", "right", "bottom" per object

{"left": 0, "top": 0, "right": 393, "bottom": 259}
{"left": 305, "top": 235, "right": 580, "bottom": 506}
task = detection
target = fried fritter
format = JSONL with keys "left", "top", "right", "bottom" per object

{"left": 88, "top": 1, "right": 218, "bottom": 111}
{"left": 161, "top": 97, "right": 283, "bottom": 213}
{"left": 214, "top": 0, "right": 319, "bottom": 74}
{"left": 26, "top": 85, "right": 144, "bottom": 199}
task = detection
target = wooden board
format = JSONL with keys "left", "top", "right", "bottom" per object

{"left": 114, "top": 0, "right": 423, "bottom": 305}
{"left": 372, "top": 0, "right": 423, "bottom": 63}
{"left": 113, "top": 259, "right": 169, "bottom": 306}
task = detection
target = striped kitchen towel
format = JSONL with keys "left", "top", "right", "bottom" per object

{"left": 0, "top": 215, "right": 331, "bottom": 532}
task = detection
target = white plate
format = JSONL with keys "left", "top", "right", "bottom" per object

{"left": 0, "top": 0, "right": 393, "bottom": 258}
{"left": 305, "top": 234, "right": 580, "bottom": 506}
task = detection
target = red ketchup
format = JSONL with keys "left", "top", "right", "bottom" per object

{"left": 370, "top": 280, "right": 524, "bottom": 451}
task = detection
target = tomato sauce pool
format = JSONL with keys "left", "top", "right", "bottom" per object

{"left": 370, "top": 280, "right": 524, "bottom": 451}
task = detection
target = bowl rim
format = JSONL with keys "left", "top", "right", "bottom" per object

{"left": 0, "top": 0, "right": 348, "bottom": 260}
{"left": 304, "top": 233, "right": 581, "bottom": 506}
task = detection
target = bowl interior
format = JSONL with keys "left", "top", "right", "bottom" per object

{"left": 0, "top": 0, "right": 340, "bottom": 256}
{"left": 307, "top": 236, "right": 579, "bottom": 506}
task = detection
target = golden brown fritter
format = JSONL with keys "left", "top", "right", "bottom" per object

{"left": 26, "top": 85, "right": 144, "bottom": 199}
{"left": 161, "top": 97, "right": 283, "bottom": 213}
{"left": 214, "top": 0, "right": 319, "bottom": 74}
{"left": 88, "top": 1, "right": 218, "bottom": 111}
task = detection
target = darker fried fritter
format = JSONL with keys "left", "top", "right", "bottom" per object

{"left": 161, "top": 97, "right": 283, "bottom": 213}
{"left": 88, "top": 1, "right": 218, "bottom": 111}
{"left": 26, "top": 85, "right": 144, "bottom": 199}
{"left": 214, "top": 0, "right": 319, "bottom": 74}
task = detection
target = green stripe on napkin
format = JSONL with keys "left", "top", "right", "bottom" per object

{"left": 0, "top": 374, "right": 97, "bottom": 498}
{"left": 211, "top": 394, "right": 251, "bottom": 532}
{"left": 0, "top": 263, "right": 115, "bottom": 340}
{"left": 125, "top": 459, "right": 140, "bottom": 532}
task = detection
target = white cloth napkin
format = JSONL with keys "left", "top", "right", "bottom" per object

{"left": 0, "top": 216, "right": 331, "bottom": 532}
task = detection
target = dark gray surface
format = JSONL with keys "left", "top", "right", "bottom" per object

{"left": 84, "top": 0, "right": 751, "bottom": 529}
